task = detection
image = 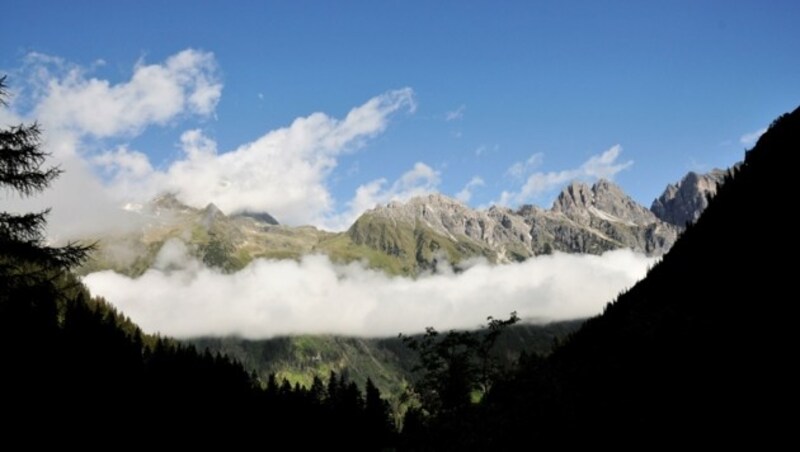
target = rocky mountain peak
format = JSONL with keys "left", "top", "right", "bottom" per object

{"left": 150, "top": 192, "right": 188, "bottom": 211}
{"left": 553, "top": 181, "right": 594, "bottom": 212}
{"left": 200, "top": 203, "right": 225, "bottom": 229}
{"left": 553, "top": 179, "right": 658, "bottom": 226}
{"left": 233, "top": 211, "right": 280, "bottom": 226}
{"left": 91, "top": 173, "right": 698, "bottom": 280}
{"left": 203, "top": 202, "right": 223, "bottom": 216}
{"left": 651, "top": 169, "right": 727, "bottom": 227}
{"left": 591, "top": 180, "right": 658, "bottom": 225}
{"left": 389, "top": 193, "right": 468, "bottom": 211}
{"left": 373, "top": 193, "right": 474, "bottom": 224}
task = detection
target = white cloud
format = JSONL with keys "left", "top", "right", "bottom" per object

{"left": 445, "top": 104, "right": 466, "bottom": 121}
{"left": 506, "top": 153, "right": 543, "bottom": 180}
{"left": 455, "top": 176, "right": 485, "bottom": 203}
{"left": 326, "top": 162, "right": 441, "bottom": 230}
{"left": 3, "top": 50, "right": 419, "bottom": 237}
{"left": 83, "top": 246, "right": 653, "bottom": 338}
{"left": 146, "top": 88, "right": 417, "bottom": 227}
{"left": 0, "top": 50, "right": 226, "bottom": 239}
{"left": 32, "top": 49, "right": 221, "bottom": 139}
{"left": 498, "top": 145, "right": 632, "bottom": 206}
{"left": 94, "top": 146, "right": 154, "bottom": 179}
{"left": 474, "top": 144, "right": 500, "bottom": 157}
{"left": 740, "top": 127, "right": 766, "bottom": 146}
{"left": 0, "top": 153, "right": 145, "bottom": 240}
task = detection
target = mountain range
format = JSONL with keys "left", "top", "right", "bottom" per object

{"left": 76, "top": 167, "right": 727, "bottom": 400}
{"left": 82, "top": 169, "right": 725, "bottom": 278}
{"left": 7, "top": 93, "right": 795, "bottom": 445}
{"left": 472, "top": 107, "right": 800, "bottom": 447}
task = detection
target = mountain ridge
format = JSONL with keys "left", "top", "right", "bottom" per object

{"left": 651, "top": 168, "right": 728, "bottom": 226}
{"left": 83, "top": 171, "right": 721, "bottom": 277}
{"left": 468, "top": 105, "right": 800, "bottom": 447}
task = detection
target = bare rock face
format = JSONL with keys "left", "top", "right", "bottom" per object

{"left": 351, "top": 179, "right": 680, "bottom": 266}
{"left": 651, "top": 169, "right": 728, "bottom": 227}
{"left": 554, "top": 179, "right": 661, "bottom": 226}
{"left": 89, "top": 172, "right": 721, "bottom": 277}
{"left": 233, "top": 211, "right": 280, "bottom": 226}
{"left": 527, "top": 179, "right": 677, "bottom": 256}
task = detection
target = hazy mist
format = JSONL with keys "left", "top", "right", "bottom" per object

{"left": 84, "top": 240, "right": 653, "bottom": 338}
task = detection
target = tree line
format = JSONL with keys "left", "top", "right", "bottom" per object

{"left": 3, "top": 73, "right": 797, "bottom": 448}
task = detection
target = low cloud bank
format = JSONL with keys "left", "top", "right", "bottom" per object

{"left": 83, "top": 241, "right": 654, "bottom": 338}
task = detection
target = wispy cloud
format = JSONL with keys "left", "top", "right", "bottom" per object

{"left": 497, "top": 145, "right": 632, "bottom": 206}
{"left": 455, "top": 176, "right": 485, "bottom": 203}
{"left": 474, "top": 144, "right": 499, "bottom": 157}
{"left": 4, "top": 50, "right": 417, "bottom": 233}
{"left": 445, "top": 104, "right": 466, "bottom": 122}
{"left": 84, "top": 243, "right": 653, "bottom": 338}
{"left": 740, "top": 127, "right": 766, "bottom": 146}
{"left": 506, "top": 153, "right": 544, "bottom": 180}
{"left": 149, "top": 87, "right": 417, "bottom": 227}
{"left": 1, "top": 51, "right": 222, "bottom": 239}
{"left": 326, "top": 162, "right": 441, "bottom": 230}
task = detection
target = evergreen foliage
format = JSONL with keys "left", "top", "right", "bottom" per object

{"left": 0, "top": 76, "right": 91, "bottom": 295}
{"left": 2, "top": 71, "right": 795, "bottom": 448}
{"left": 0, "top": 76, "right": 396, "bottom": 448}
{"left": 398, "top": 106, "right": 800, "bottom": 448}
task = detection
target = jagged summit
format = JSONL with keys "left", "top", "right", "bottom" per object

{"left": 553, "top": 181, "right": 594, "bottom": 212}
{"left": 384, "top": 192, "right": 467, "bottom": 209}
{"left": 200, "top": 203, "right": 225, "bottom": 229}
{"left": 149, "top": 192, "right": 190, "bottom": 212}
{"left": 536, "top": 107, "right": 800, "bottom": 444}
{"left": 554, "top": 179, "right": 660, "bottom": 226}
{"left": 367, "top": 193, "right": 481, "bottom": 229}
{"left": 146, "top": 193, "right": 280, "bottom": 226}
{"left": 349, "top": 180, "right": 679, "bottom": 265}
{"left": 233, "top": 211, "right": 280, "bottom": 226}
{"left": 88, "top": 172, "right": 720, "bottom": 277}
{"left": 651, "top": 169, "right": 728, "bottom": 227}
{"left": 203, "top": 202, "right": 224, "bottom": 216}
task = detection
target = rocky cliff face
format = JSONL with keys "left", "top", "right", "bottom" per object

{"left": 86, "top": 175, "right": 716, "bottom": 277}
{"left": 651, "top": 169, "right": 728, "bottom": 227}
{"left": 349, "top": 179, "right": 679, "bottom": 270}
{"left": 82, "top": 195, "right": 331, "bottom": 277}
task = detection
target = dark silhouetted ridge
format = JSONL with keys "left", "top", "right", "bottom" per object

{"left": 486, "top": 106, "right": 800, "bottom": 447}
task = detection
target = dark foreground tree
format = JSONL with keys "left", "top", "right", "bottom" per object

{"left": 400, "top": 312, "right": 518, "bottom": 449}
{"left": 0, "top": 75, "right": 90, "bottom": 296}
{"left": 0, "top": 75, "right": 95, "bottom": 435}
{"left": 1, "top": 80, "right": 399, "bottom": 446}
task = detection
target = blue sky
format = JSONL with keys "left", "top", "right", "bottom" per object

{"left": 2, "top": 1, "right": 799, "bottom": 229}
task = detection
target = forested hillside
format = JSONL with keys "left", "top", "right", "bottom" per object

{"left": 399, "top": 107, "right": 800, "bottom": 448}
{"left": 4, "top": 72, "right": 796, "bottom": 447}
{"left": 0, "top": 77, "right": 395, "bottom": 447}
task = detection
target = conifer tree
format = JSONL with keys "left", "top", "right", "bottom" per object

{"left": 0, "top": 76, "right": 90, "bottom": 296}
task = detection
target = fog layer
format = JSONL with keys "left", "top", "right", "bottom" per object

{"left": 83, "top": 241, "right": 653, "bottom": 338}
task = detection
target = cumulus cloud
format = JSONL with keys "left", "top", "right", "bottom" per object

{"left": 94, "top": 146, "right": 154, "bottom": 179}
{"left": 455, "top": 176, "right": 485, "bottom": 203}
{"left": 740, "top": 127, "right": 766, "bottom": 146}
{"left": 0, "top": 50, "right": 225, "bottom": 239}
{"left": 84, "top": 243, "right": 653, "bottom": 338}
{"left": 0, "top": 154, "right": 146, "bottom": 240}
{"left": 32, "top": 49, "right": 221, "bottom": 139}
{"left": 498, "top": 145, "right": 632, "bottom": 206}
{"left": 169, "top": 88, "right": 415, "bottom": 224}
{"left": 5, "top": 50, "right": 417, "bottom": 235}
{"left": 92, "top": 88, "right": 417, "bottom": 227}
{"left": 326, "top": 162, "right": 441, "bottom": 230}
